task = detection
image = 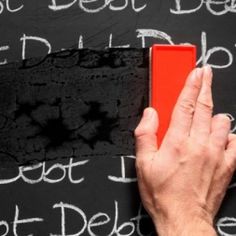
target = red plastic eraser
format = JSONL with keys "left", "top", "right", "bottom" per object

{"left": 151, "top": 44, "right": 196, "bottom": 146}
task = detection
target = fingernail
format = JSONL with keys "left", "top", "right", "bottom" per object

{"left": 196, "top": 68, "right": 203, "bottom": 78}
{"left": 203, "top": 65, "right": 212, "bottom": 76}
{"left": 216, "top": 113, "right": 231, "bottom": 122}
{"left": 203, "top": 65, "right": 213, "bottom": 86}
{"left": 144, "top": 108, "right": 155, "bottom": 119}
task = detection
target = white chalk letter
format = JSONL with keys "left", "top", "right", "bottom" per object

{"left": 20, "top": 34, "right": 51, "bottom": 60}
{"left": 13, "top": 205, "right": 43, "bottom": 236}
{"left": 6, "top": 0, "right": 24, "bottom": 12}
{"left": 108, "top": 155, "right": 137, "bottom": 183}
{"left": 51, "top": 202, "right": 87, "bottom": 236}
{"left": 88, "top": 213, "right": 111, "bottom": 236}
{"left": 109, "top": 0, "right": 128, "bottom": 11}
{"left": 108, "top": 34, "right": 130, "bottom": 48}
{"left": 198, "top": 31, "right": 233, "bottom": 69}
{"left": 0, "top": 221, "right": 9, "bottom": 236}
{"left": 19, "top": 162, "right": 44, "bottom": 184}
{"left": 67, "top": 158, "right": 89, "bottom": 184}
{"left": 131, "top": 0, "right": 147, "bottom": 12}
{"left": 170, "top": 0, "right": 204, "bottom": 14}
{"left": 0, "top": 45, "right": 9, "bottom": 65}
{"left": 43, "top": 163, "right": 66, "bottom": 183}
{"left": 48, "top": 0, "right": 77, "bottom": 11}
{"left": 136, "top": 29, "right": 174, "bottom": 48}
{"left": 79, "top": 0, "right": 108, "bottom": 13}
{"left": 217, "top": 217, "right": 236, "bottom": 236}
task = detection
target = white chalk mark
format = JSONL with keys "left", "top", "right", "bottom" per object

{"left": 170, "top": 0, "right": 204, "bottom": 14}
{"left": 88, "top": 213, "right": 111, "bottom": 236}
{"left": 217, "top": 217, "right": 236, "bottom": 236}
{"left": 78, "top": 35, "right": 83, "bottom": 49}
{"left": 109, "top": 0, "right": 129, "bottom": 11}
{"left": 228, "top": 182, "right": 236, "bottom": 189}
{"left": 136, "top": 29, "right": 174, "bottom": 48}
{"left": 68, "top": 158, "right": 89, "bottom": 184}
{"left": 6, "top": 0, "right": 24, "bottom": 12}
{"left": 206, "top": 0, "right": 231, "bottom": 16}
{"left": 197, "top": 31, "right": 233, "bottom": 68}
{"left": 20, "top": 162, "right": 44, "bottom": 184}
{"left": 48, "top": 0, "right": 77, "bottom": 11}
{"left": 130, "top": 204, "right": 150, "bottom": 236}
{"left": 43, "top": 163, "right": 67, "bottom": 184}
{"left": 48, "top": 0, "right": 146, "bottom": 13}
{"left": 0, "top": 221, "right": 9, "bottom": 236}
{"left": 79, "top": 0, "right": 108, "bottom": 13}
{"left": 170, "top": 0, "right": 236, "bottom": 16}
{"left": 0, "top": 45, "right": 9, "bottom": 65}
{"left": 108, "top": 34, "right": 130, "bottom": 48}
{"left": 224, "top": 113, "right": 236, "bottom": 133}
{"left": 131, "top": 0, "right": 147, "bottom": 12}
{"left": 108, "top": 155, "right": 137, "bottom": 183}
{"left": 20, "top": 34, "right": 52, "bottom": 60}
{"left": 108, "top": 201, "right": 135, "bottom": 236}
{"left": 0, "top": 2, "right": 3, "bottom": 14}
{"left": 13, "top": 205, "right": 43, "bottom": 236}
{"left": 0, "top": 158, "right": 88, "bottom": 185}
{"left": 51, "top": 202, "right": 87, "bottom": 236}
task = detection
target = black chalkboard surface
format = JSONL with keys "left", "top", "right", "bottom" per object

{"left": 0, "top": 49, "right": 153, "bottom": 235}
{"left": 1, "top": 0, "right": 236, "bottom": 235}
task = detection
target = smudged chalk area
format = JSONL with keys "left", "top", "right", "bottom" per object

{"left": 0, "top": 49, "right": 149, "bottom": 167}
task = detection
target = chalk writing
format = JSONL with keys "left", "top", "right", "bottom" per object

{"left": 217, "top": 217, "right": 236, "bottom": 236}
{"left": 14, "top": 30, "right": 235, "bottom": 69}
{"left": 0, "top": 158, "right": 89, "bottom": 185}
{"left": 197, "top": 32, "right": 233, "bottom": 68}
{"left": 1, "top": 1, "right": 236, "bottom": 235}
{"left": 48, "top": 0, "right": 147, "bottom": 13}
{"left": 225, "top": 113, "right": 236, "bottom": 133}
{"left": 108, "top": 155, "right": 137, "bottom": 183}
{"left": 0, "top": 45, "right": 9, "bottom": 65}
{"left": 170, "top": 0, "right": 236, "bottom": 16}
{"left": 0, "top": 0, "right": 23, "bottom": 14}
{"left": 14, "top": 205, "right": 44, "bottom": 236}
{"left": 20, "top": 34, "right": 52, "bottom": 60}
{"left": 0, "top": 201, "right": 150, "bottom": 236}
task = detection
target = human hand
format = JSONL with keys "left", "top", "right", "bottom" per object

{"left": 135, "top": 66, "right": 236, "bottom": 236}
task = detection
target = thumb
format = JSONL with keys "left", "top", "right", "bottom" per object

{"left": 134, "top": 107, "right": 159, "bottom": 159}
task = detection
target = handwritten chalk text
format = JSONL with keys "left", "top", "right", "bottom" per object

{"left": 48, "top": 0, "right": 147, "bottom": 13}
{"left": 171, "top": 0, "right": 236, "bottom": 16}
{"left": 0, "top": 201, "right": 150, "bottom": 236}
{"left": 12, "top": 31, "right": 235, "bottom": 69}
{"left": 0, "top": 158, "right": 89, "bottom": 185}
{"left": 0, "top": 0, "right": 23, "bottom": 14}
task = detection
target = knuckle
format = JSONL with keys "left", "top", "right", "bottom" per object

{"left": 197, "top": 99, "right": 213, "bottom": 113}
{"left": 217, "top": 114, "right": 231, "bottom": 128}
{"left": 135, "top": 158, "right": 144, "bottom": 174}
{"left": 178, "top": 98, "right": 195, "bottom": 115}
{"left": 134, "top": 127, "right": 140, "bottom": 137}
{"left": 134, "top": 126, "right": 143, "bottom": 138}
{"left": 192, "top": 141, "right": 209, "bottom": 157}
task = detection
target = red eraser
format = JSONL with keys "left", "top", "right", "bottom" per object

{"left": 151, "top": 44, "right": 196, "bottom": 145}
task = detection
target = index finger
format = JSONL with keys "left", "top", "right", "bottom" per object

{"left": 164, "top": 68, "right": 203, "bottom": 142}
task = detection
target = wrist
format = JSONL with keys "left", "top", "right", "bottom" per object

{"left": 152, "top": 209, "right": 216, "bottom": 236}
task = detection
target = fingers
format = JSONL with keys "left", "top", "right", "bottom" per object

{"left": 190, "top": 66, "right": 213, "bottom": 142}
{"left": 225, "top": 133, "right": 236, "bottom": 170}
{"left": 135, "top": 108, "right": 158, "bottom": 159}
{"left": 165, "top": 67, "right": 203, "bottom": 141}
{"left": 210, "top": 114, "right": 231, "bottom": 149}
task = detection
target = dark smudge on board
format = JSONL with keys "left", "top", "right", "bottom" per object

{"left": 0, "top": 48, "right": 149, "bottom": 167}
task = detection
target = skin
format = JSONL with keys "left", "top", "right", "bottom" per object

{"left": 134, "top": 66, "right": 236, "bottom": 236}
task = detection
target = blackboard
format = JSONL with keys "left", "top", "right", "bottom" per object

{"left": 1, "top": 0, "right": 236, "bottom": 235}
